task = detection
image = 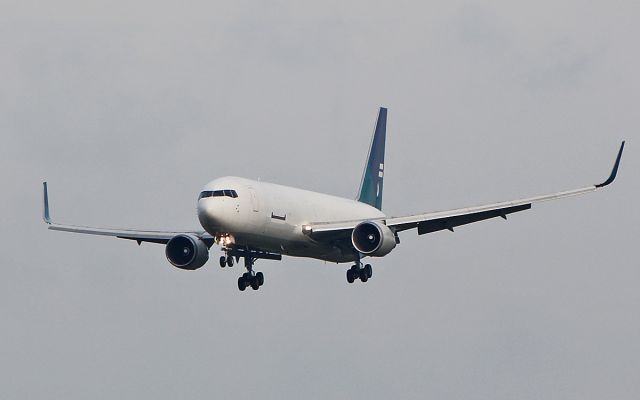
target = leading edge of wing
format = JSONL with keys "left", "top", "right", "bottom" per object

{"left": 42, "top": 182, "right": 211, "bottom": 244}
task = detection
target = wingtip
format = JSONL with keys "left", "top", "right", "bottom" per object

{"left": 43, "top": 181, "right": 51, "bottom": 224}
{"left": 595, "top": 141, "right": 625, "bottom": 188}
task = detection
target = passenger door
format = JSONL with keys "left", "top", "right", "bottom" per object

{"left": 247, "top": 187, "right": 259, "bottom": 212}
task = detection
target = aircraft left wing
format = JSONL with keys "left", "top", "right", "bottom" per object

{"left": 386, "top": 187, "right": 590, "bottom": 235}
{"left": 42, "top": 182, "right": 213, "bottom": 245}
{"left": 307, "top": 141, "right": 624, "bottom": 239}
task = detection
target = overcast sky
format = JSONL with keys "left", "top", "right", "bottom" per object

{"left": 1, "top": 1, "right": 639, "bottom": 399}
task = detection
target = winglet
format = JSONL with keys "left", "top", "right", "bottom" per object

{"left": 595, "top": 141, "right": 625, "bottom": 188}
{"left": 43, "top": 182, "right": 52, "bottom": 224}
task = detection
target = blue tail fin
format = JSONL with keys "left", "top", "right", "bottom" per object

{"left": 357, "top": 107, "right": 387, "bottom": 210}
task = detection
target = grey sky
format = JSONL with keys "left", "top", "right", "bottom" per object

{"left": 1, "top": 1, "right": 639, "bottom": 399}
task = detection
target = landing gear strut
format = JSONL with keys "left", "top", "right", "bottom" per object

{"left": 346, "top": 261, "right": 373, "bottom": 284}
{"left": 237, "top": 255, "right": 264, "bottom": 291}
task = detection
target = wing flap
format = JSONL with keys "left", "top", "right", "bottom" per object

{"left": 416, "top": 204, "right": 531, "bottom": 234}
{"left": 48, "top": 224, "right": 195, "bottom": 242}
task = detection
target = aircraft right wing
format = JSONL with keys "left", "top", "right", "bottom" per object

{"left": 42, "top": 182, "right": 213, "bottom": 246}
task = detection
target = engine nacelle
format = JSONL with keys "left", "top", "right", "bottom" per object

{"left": 165, "top": 234, "right": 209, "bottom": 270}
{"left": 351, "top": 220, "right": 397, "bottom": 257}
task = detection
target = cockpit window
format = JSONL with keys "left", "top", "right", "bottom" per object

{"left": 199, "top": 190, "right": 238, "bottom": 200}
{"left": 224, "top": 190, "right": 238, "bottom": 198}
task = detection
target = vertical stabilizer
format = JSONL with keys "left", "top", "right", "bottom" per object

{"left": 357, "top": 107, "right": 387, "bottom": 210}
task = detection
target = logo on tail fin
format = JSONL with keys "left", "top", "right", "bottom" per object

{"left": 357, "top": 107, "right": 387, "bottom": 210}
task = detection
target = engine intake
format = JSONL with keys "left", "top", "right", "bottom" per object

{"left": 351, "top": 220, "right": 397, "bottom": 257}
{"left": 165, "top": 234, "right": 209, "bottom": 270}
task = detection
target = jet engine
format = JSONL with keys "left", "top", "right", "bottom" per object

{"left": 165, "top": 234, "right": 209, "bottom": 270}
{"left": 351, "top": 221, "right": 397, "bottom": 257}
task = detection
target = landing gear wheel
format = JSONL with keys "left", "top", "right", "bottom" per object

{"left": 359, "top": 269, "right": 369, "bottom": 282}
{"left": 238, "top": 276, "right": 247, "bottom": 291}
{"left": 364, "top": 264, "right": 372, "bottom": 279}
{"left": 219, "top": 256, "right": 226, "bottom": 268}
{"left": 226, "top": 256, "right": 234, "bottom": 267}
{"left": 250, "top": 276, "right": 260, "bottom": 290}
{"left": 256, "top": 272, "right": 264, "bottom": 286}
{"left": 346, "top": 269, "right": 355, "bottom": 283}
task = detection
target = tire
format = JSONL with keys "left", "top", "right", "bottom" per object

{"left": 346, "top": 269, "right": 355, "bottom": 283}
{"left": 238, "top": 276, "right": 247, "bottom": 291}
{"left": 226, "top": 256, "right": 234, "bottom": 267}
{"left": 219, "top": 256, "right": 226, "bottom": 268}
{"left": 359, "top": 269, "right": 368, "bottom": 283}
{"left": 250, "top": 278, "right": 260, "bottom": 290}
{"left": 365, "top": 264, "right": 372, "bottom": 278}
{"left": 256, "top": 272, "right": 264, "bottom": 286}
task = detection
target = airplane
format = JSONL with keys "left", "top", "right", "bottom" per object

{"left": 43, "top": 108, "right": 625, "bottom": 291}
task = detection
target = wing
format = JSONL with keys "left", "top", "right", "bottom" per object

{"left": 306, "top": 141, "right": 624, "bottom": 239}
{"left": 42, "top": 182, "right": 213, "bottom": 246}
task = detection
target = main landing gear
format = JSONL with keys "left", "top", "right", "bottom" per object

{"left": 219, "top": 251, "right": 262, "bottom": 291}
{"left": 237, "top": 255, "right": 264, "bottom": 291}
{"left": 346, "top": 262, "right": 373, "bottom": 284}
{"left": 220, "top": 245, "right": 282, "bottom": 291}
{"left": 220, "top": 246, "right": 281, "bottom": 291}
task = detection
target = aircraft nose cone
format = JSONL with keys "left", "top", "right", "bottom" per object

{"left": 198, "top": 199, "right": 221, "bottom": 228}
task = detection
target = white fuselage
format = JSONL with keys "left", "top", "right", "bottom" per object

{"left": 197, "top": 176, "right": 386, "bottom": 263}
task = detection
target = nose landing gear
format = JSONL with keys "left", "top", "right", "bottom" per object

{"left": 219, "top": 253, "right": 234, "bottom": 268}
